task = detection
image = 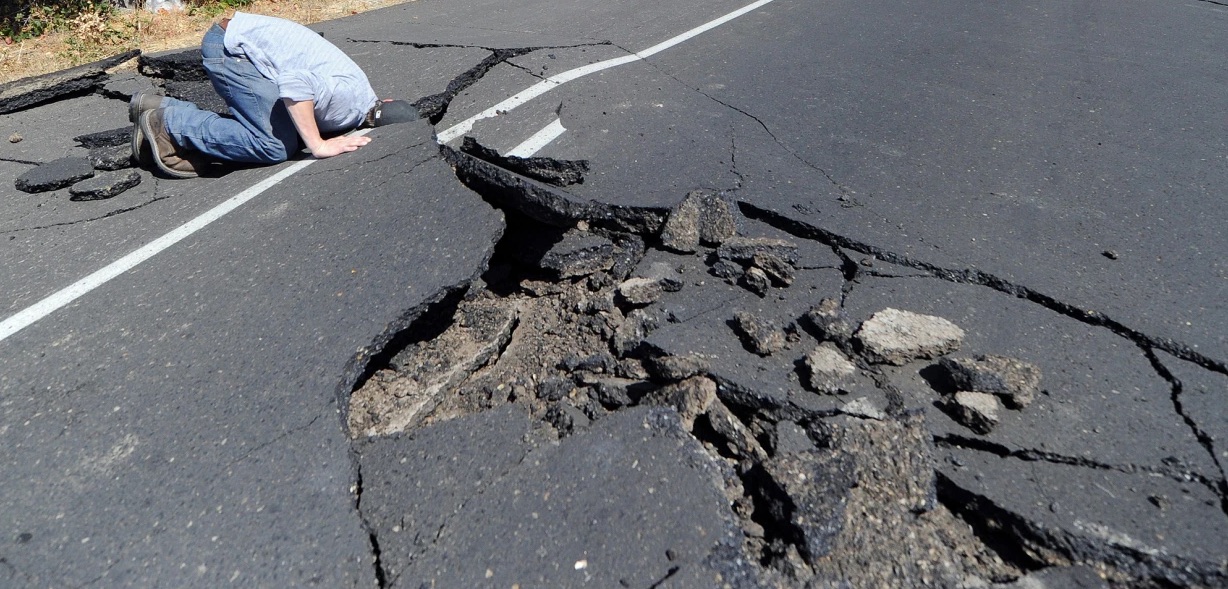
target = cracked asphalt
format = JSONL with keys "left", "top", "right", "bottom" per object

{"left": 1, "top": 0, "right": 1226, "bottom": 586}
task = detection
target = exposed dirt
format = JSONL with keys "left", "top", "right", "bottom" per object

{"left": 348, "top": 212, "right": 1027, "bottom": 588}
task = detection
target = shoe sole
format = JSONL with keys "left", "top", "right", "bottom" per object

{"left": 130, "top": 119, "right": 151, "bottom": 168}
{"left": 140, "top": 111, "right": 197, "bottom": 179}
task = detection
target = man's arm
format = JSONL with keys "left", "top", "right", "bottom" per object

{"left": 283, "top": 99, "right": 372, "bottom": 158}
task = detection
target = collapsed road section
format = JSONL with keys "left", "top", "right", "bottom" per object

{"left": 347, "top": 156, "right": 1228, "bottom": 587}
{"left": 2, "top": 0, "right": 1226, "bottom": 586}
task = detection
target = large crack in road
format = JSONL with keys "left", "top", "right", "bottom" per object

{"left": 3, "top": 17, "right": 1225, "bottom": 587}
{"left": 348, "top": 144, "right": 1228, "bottom": 586}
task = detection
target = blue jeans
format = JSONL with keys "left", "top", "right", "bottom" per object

{"left": 161, "top": 25, "right": 300, "bottom": 164}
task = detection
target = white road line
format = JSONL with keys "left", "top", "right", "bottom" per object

{"left": 0, "top": 129, "right": 373, "bottom": 343}
{"left": 2, "top": 0, "right": 781, "bottom": 343}
{"left": 507, "top": 118, "right": 567, "bottom": 157}
{"left": 436, "top": 0, "right": 777, "bottom": 145}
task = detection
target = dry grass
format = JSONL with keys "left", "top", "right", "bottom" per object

{"left": 0, "top": 0, "right": 410, "bottom": 84}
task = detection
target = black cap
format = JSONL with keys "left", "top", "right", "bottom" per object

{"left": 371, "top": 100, "right": 418, "bottom": 127}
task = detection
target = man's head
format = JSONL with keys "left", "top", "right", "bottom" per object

{"left": 371, "top": 100, "right": 419, "bottom": 127}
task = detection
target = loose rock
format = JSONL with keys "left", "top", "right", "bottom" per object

{"left": 854, "top": 308, "right": 964, "bottom": 365}
{"left": 616, "top": 276, "right": 664, "bottom": 306}
{"left": 643, "top": 375, "right": 717, "bottom": 430}
{"left": 644, "top": 353, "right": 710, "bottom": 381}
{"left": 940, "top": 354, "right": 1042, "bottom": 409}
{"left": 950, "top": 391, "right": 1001, "bottom": 434}
{"left": 751, "top": 251, "right": 795, "bottom": 286}
{"left": 69, "top": 169, "right": 141, "bottom": 201}
{"left": 733, "top": 311, "right": 788, "bottom": 356}
{"left": 804, "top": 298, "right": 855, "bottom": 343}
{"left": 612, "top": 308, "right": 660, "bottom": 356}
{"left": 15, "top": 157, "right": 94, "bottom": 193}
{"left": 711, "top": 258, "right": 744, "bottom": 280}
{"left": 742, "top": 266, "right": 771, "bottom": 296}
{"left": 88, "top": 144, "right": 134, "bottom": 171}
{"left": 705, "top": 400, "right": 767, "bottom": 460}
{"left": 804, "top": 342, "right": 857, "bottom": 394}
{"left": 8, "top": 132, "right": 21, "bottom": 143}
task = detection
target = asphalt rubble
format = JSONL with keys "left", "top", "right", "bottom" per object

{"left": 3, "top": 41, "right": 1226, "bottom": 589}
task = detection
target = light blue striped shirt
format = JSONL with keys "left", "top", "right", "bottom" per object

{"left": 224, "top": 12, "right": 379, "bottom": 132}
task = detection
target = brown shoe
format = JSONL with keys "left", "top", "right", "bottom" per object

{"left": 139, "top": 108, "right": 200, "bottom": 179}
{"left": 128, "top": 91, "right": 165, "bottom": 123}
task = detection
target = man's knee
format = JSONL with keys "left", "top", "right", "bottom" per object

{"left": 249, "top": 137, "right": 291, "bottom": 164}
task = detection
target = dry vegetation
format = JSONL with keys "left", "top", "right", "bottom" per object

{"left": 0, "top": 0, "right": 409, "bottom": 84}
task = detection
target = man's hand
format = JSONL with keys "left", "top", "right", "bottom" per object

{"left": 308, "top": 134, "right": 372, "bottom": 159}
{"left": 283, "top": 98, "right": 371, "bottom": 159}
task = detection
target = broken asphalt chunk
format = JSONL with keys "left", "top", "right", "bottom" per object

{"left": 659, "top": 189, "right": 737, "bottom": 252}
{"left": 69, "top": 169, "right": 141, "bottom": 201}
{"left": 372, "top": 407, "right": 755, "bottom": 588}
{"left": 940, "top": 354, "right": 1042, "bottom": 409}
{"left": 74, "top": 127, "right": 130, "bottom": 149}
{"left": 15, "top": 157, "right": 94, "bottom": 193}
{"left": 539, "top": 231, "right": 616, "bottom": 278}
{"left": 100, "top": 72, "right": 159, "bottom": 100}
{"left": 948, "top": 391, "right": 1001, "bottom": 435}
{"left": 138, "top": 48, "right": 208, "bottom": 81}
{"left": 0, "top": 50, "right": 137, "bottom": 114}
{"left": 163, "top": 80, "right": 228, "bottom": 115}
{"left": 460, "top": 136, "right": 589, "bottom": 186}
{"left": 854, "top": 308, "right": 964, "bottom": 365}
{"left": 88, "top": 144, "right": 134, "bottom": 171}
{"left": 804, "top": 343, "right": 857, "bottom": 394}
{"left": 733, "top": 311, "right": 788, "bottom": 356}
{"left": 717, "top": 236, "right": 799, "bottom": 265}
{"left": 939, "top": 446, "right": 1228, "bottom": 587}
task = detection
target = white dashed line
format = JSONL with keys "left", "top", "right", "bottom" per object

{"left": 2, "top": 0, "right": 780, "bottom": 343}
{"left": 436, "top": 0, "right": 778, "bottom": 145}
{"left": 506, "top": 118, "right": 568, "bottom": 157}
{"left": 0, "top": 131, "right": 373, "bottom": 343}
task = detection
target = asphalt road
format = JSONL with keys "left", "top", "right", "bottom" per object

{"left": 1, "top": 0, "right": 1226, "bottom": 585}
